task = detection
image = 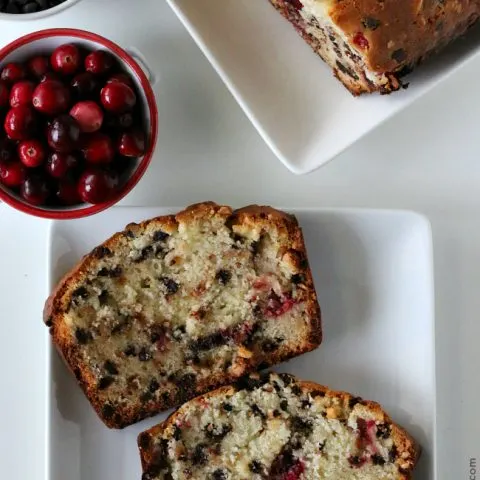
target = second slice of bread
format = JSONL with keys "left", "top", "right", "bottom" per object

{"left": 44, "top": 202, "right": 322, "bottom": 428}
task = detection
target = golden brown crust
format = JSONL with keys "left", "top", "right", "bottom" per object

{"left": 45, "top": 202, "right": 322, "bottom": 429}
{"left": 138, "top": 373, "right": 420, "bottom": 479}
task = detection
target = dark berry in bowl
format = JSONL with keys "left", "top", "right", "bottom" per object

{"left": 9, "top": 80, "right": 35, "bottom": 108}
{"left": 51, "top": 43, "right": 81, "bottom": 76}
{"left": 28, "top": 56, "right": 50, "bottom": 79}
{"left": 18, "top": 139, "right": 46, "bottom": 168}
{"left": 78, "top": 167, "right": 119, "bottom": 204}
{"left": 70, "top": 101, "right": 104, "bottom": 133}
{"left": 0, "top": 80, "right": 9, "bottom": 107}
{"left": 46, "top": 152, "right": 79, "bottom": 178}
{"left": 0, "top": 138, "right": 15, "bottom": 163}
{"left": 32, "top": 80, "right": 71, "bottom": 115}
{"left": 107, "top": 73, "right": 134, "bottom": 88}
{"left": 85, "top": 50, "right": 115, "bottom": 76}
{"left": 71, "top": 72, "right": 99, "bottom": 100}
{"left": 4, "top": 105, "right": 37, "bottom": 140}
{"left": 21, "top": 173, "right": 51, "bottom": 206}
{"left": 82, "top": 133, "right": 115, "bottom": 164}
{"left": 0, "top": 63, "right": 26, "bottom": 84}
{"left": 100, "top": 82, "right": 136, "bottom": 113}
{"left": 118, "top": 131, "right": 146, "bottom": 157}
{"left": 47, "top": 114, "right": 81, "bottom": 153}
{"left": 57, "top": 178, "right": 81, "bottom": 205}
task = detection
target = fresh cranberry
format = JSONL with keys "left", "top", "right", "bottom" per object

{"left": 28, "top": 56, "right": 50, "bottom": 78}
{"left": 4, "top": 106, "right": 36, "bottom": 140}
{"left": 286, "top": 0, "right": 303, "bottom": 10}
{"left": 77, "top": 168, "right": 118, "bottom": 204}
{"left": 0, "top": 80, "right": 9, "bottom": 108}
{"left": 0, "top": 138, "right": 15, "bottom": 163}
{"left": 51, "top": 44, "right": 81, "bottom": 75}
{"left": 46, "top": 152, "right": 79, "bottom": 178}
{"left": 70, "top": 101, "right": 104, "bottom": 133}
{"left": 47, "top": 115, "right": 81, "bottom": 153}
{"left": 32, "top": 80, "right": 71, "bottom": 116}
{"left": 18, "top": 139, "right": 46, "bottom": 168}
{"left": 0, "top": 161, "right": 25, "bottom": 187}
{"left": 82, "top": 133, "right": 115, "bottom": 164}
{"left": 353, "top": 32, "right": 369, "bottom": 49}
{"left": 9, "top": 81, "right": 35, "bottom": 108}
{"left": 21, "top": 174, "right": 51, "bottom": 206}
{"left": 57, "top": 179, "right": 81, "bottom": 205}
{"left": 71, "top": 72, "right": 99, "bottom": 100}
{"left": 85, "top": 50, "right": 115, "bottom": 75}
{"left": 107, "top": 73, "right": 134, "bottom": 88}
{"left": 0, "top": 63, "right": 26, "bottom": 84}
{"left": 118, "top": 130, "right": 146, "bottom": 157}
{"left": 40, "top": 72, "right": 61, "bottom": 83}
{"left": 100, "top": 82, "right": 136, "bottom": 113}
{"left": 264, "top": 291, "right": 296, "bottom": 318}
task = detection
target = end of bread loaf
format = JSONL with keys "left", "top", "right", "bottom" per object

{"left": 44, "top": 202, "right": 322, "bottom": 428}
{"left": 138, "top": 372, "right": 421, "bottom": 479}
{"left": 269, "top": 0, "right": 480, "bottom": 95}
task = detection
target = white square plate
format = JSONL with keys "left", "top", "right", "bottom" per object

{"left": 166, "top": 0, "right": 480, "bottom": 174}
{"left": 46, "top": 207, "right": 435, "bottom": 479}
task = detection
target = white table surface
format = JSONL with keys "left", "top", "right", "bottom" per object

{"left": 0, "top": 0, "right": 479, "bottom": 479}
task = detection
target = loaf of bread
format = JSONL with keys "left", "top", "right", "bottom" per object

{"left": 44, "top": 202, "right": 322, "bottom": 428}
{"left": 138, "top": 372, "right": 420, "bottom": 480}
{"left": 269, "top": 0, "right": 480, "bottom": 95}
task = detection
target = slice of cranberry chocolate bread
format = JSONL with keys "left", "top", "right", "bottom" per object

{"left": 138, "top": 372, "right": 420, "bottom": 480}
{"left": 44, "top": 202, "right": 321, "bottom": 428}
{"left": 269, "top": 0, "right": 480, "bottom": 95}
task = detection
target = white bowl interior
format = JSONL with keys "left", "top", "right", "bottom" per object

{"left": 0, "top": 34, "right": 153, "bottom": 213}
{"left": 0, "top": 0, "right": 81, "bottom": 21}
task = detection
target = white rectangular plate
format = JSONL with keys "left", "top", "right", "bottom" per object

{"left": 46, "top": 207, "right": 435, "bottom": 479}
{"left": 166, "top": 0, "right": 480, "bottom": 174}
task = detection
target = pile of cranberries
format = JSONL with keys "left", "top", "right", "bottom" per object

{"left": 0, "top": 43, "right": 148, "bottom": 208}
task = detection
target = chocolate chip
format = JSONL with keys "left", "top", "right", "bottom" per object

{"left": 153, "top": 230, "right": 169, "bottom": 242}
{"left": 301, "top": 399, "right": 311, "bottom": 409}
{"left": 149, "top": 379, "right": 160, "bottom": 393}
{"left": 279, "top": 373, "right": 294, "bottom": 386}
{"left": 392, "top": 48, "right": 407, "bottom": 63}
{"left": 216, "top": 269, "right": 232, "bottom": 285}
{"left": 191, "top": 443, "right": 208, "bottom": 466}
{"left": 98, "top": 266, "right": 122, "bottom": 278}
{"left": 348, "top": 455, "right": 364, "bottom": 467}
{"left": 102, "top": 403, "right": 115, "bottom": 419}
{"left": 135, "top": 246, "right": 154, "bottom": 263}
{"left": 250, "top": 404, "right": 266, "bottom": 419}
{"left": 273, "top": 409, "right": 281, "bottom": 417}
{"left": 291, "top": 385, "right": 302, "bottom": 396}
{"left": 291, "top": 416, "right": 313, "bottom": 436}
{"left": 173, "top": 425, "right": 182, "bottom": 440}
{"left": 349, "top": 396, "right": 363, "bottom": 409}
{"left": 124, "top": 344, "right": 136, "bottom": 356}
{"left": 161, "top": 277, "right": 179, "bottom": 294}
{"left": 45, "top": 316, "right": 53, "bottom": 327}
{"left": 104, "top": 360, "right": 118, "bottom": 375}
{"left": 222, "top": 402, "right": 233, "bottom": 412}
{"left": 362, "top": 16, "right": 381, "bottom": 30}
{"left": 205, "top": 423, "right": 232, "bottom": 441}
{"left": 138, "top": 347, "right": 152, "bottom": 361}
{"left": 75, "top": 327, "right": 92, "bottom": 345}
{"left": 190, "top": 331, "right": 228, "bottom": 352}
{"left": 211, "top": 469, "right": 228, "bottom": 480}
{"left": 72, "top": 286, "right": 88, "bottom": 300}
{"left": 311, "top": 390, "right": 326, "bottom": 398}
{"left": 176, "top": 373, "right": 197, "bottom": 402}
{"left": 291, "top": 273, "right": 305, "bottom": 284}
{"left": 98, "top": 290, "right": 109, "bottom": 306}
{"left": 319, "top": 440, "right": 326, "bottom": 452}
{"left": 91, "top": 245, "right": 112, "bottom": 259}
{"left": 372, "top": 454, "right": 386, "bottom": 465}
{"left": 389, "top": 445, "right": 398, "bottom": 462}
{"left": 235, "top": 372, "right": 270, "bottom": 391}
{"left": 251, "top": 240, "right": 260, "bottom": 255}
{"left": 280, "top": 399, "right": 289, "bottom": 411}
{"left": 138, "top": 432, "right": 151, "bottom": 450}
{"left": 376, "top": 423, "right": 390, "bottom": 439}
{"left": 249, "top": 460, "right": 264, "bottom": 474}
{"left": 98, "top": 376, "right": 114, "bottom": 390}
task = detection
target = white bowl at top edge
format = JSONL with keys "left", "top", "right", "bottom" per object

{"left": 0, "top": 0, "right": 81, "bottom": 21}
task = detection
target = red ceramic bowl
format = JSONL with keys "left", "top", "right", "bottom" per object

{"left": 0, "top": 28, "right": 158, "bottom": 220}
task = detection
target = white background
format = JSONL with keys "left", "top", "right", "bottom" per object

{"left": 0, "top": 0, "right": 479, "bottom": 479}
